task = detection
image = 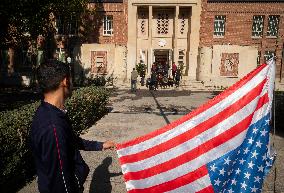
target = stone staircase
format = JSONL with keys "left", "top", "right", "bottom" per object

{"left": 179, "top": 80, "right": 218, "bottom": 91}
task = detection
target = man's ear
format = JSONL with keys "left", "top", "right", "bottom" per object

{"left": 62, "top": 77, "right": 68, "bottom": 87}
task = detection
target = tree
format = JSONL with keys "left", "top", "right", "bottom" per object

{"left": 0, "top": 0, "right": 93, "bottom": 77}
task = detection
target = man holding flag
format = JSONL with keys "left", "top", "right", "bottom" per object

{"left": 116, "top": 59, "right": 276, "bottom": 193}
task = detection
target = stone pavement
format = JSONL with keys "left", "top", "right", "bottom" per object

{"left": 19, "top": 85, "right": 284, "bottom": 193}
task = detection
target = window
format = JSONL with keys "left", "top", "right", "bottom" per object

{"left": 180, "top": 13, "right": 186, "bottom": 35}
{"left": 267, "top": 15, "right": 280, "bottom": 37}
{"left": 140, "top": 12, "right": 147, "bottom": 35}
{"left": 91, "top": 51, "right": 107, "bottom": 74}
{"left": 214, "top": 15, "right": 226, "bottom": 37}
{"left": 257, "top": 51, "right": 261, "bottom": 66}
{"left": 103, "top": 15, "right": 113, "bottom": 36}
{"left": 55, "top": 16, "right": 64, "bottom": 34}
{"left": 252, "top": 15, "right": 264, "bottom": 38}
{"left": 264, "top": 51, "right": 275, "bottom": 62}
{"left": 178, "top": 49, "right": 185, "bottom": 68}
{"left": 67, "top": 15, "right": 78, "bottom": 35}
{"left": 157, "top": 12, "right": 169, "bottom": 35}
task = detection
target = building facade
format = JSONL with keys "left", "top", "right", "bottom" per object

{"left": 2, "top": 0, "right": 284, "bottom": 90}
{"left": 198, "top": 0, "right": 284, "bottom": 89}
{"left": 74, "top": 0, "right": 128, "bottom": 81}
{"left": 127, "top": 0, "right": 201, "bottom": 81}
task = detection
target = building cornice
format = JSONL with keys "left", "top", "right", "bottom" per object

{"left": 131, "top": 0, "right": 198, "bottom": 6}
{"left": 208, "top": 0, "right": 284, "bottom": 2}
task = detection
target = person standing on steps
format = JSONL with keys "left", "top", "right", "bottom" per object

{"left": 172, "top": 62, "right": 177, "bottom": 79}
{"left": 131, "top": 67, "right": 138, "bottom": 92}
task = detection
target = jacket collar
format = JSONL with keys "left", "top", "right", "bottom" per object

{"left": 41, "top": 101, "right": 67, "bottom": 117}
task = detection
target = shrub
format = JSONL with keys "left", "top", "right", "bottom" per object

{"left": 0, "top": 102, "right": 39, "bottom": 192}
{"left": 136, "top": 63, "right": 146, "bottom": 77}
{"left": 0, "top": 86, "right": 109, "bottom": 192}
{"left": 66, "top": 86, "right": 110, "bottom": 135}
{"left": 85, "top": 75, "right": 107, "bottom": 87}
{"left": 81, "top": 75, "right": 116, "bottom": 86}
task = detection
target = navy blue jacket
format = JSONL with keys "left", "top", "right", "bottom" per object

{"left": 30, "top": 101, "right": 103, "bottom": 193}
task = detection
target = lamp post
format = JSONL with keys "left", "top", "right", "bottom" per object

{"left": 67, "top": 56, "right": 74, "bottom": 81}
{"left": 67, "top": 56, "right": 71, "bottom": 64}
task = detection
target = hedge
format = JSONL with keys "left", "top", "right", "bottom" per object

{"left": 0, "top": 86, "right": 110, "bottom": 192}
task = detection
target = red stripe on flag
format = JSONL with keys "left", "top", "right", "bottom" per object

{"left": 119, "top": 79, "right": 267, "bottom": 165}
{"left": 117, "top": 63, "right": 267, "bottom": 150}
{"left": 196, "top": 186, "right": 215, "bottom": 193}
{"left": 256, "top": 92, "right": 269, "bottom": 110}
{"left": 127, "top": 166, "right": 209, "bottom": 193}
{"left": 124, "top": 113, "right": 254, "bottom": 181}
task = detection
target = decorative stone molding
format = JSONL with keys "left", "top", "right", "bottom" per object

{"left": 158, "top": 39, "right": 167, "bottom": 47}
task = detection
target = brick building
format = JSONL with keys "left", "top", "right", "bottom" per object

{"left": 199, "top": 0, "right": 284, "bottom": 89}
{"left": 75, "top": 0, "right": 128, "bottom": 79}
{"left": 88, "top": 0, "right": 127, "bottom": 45}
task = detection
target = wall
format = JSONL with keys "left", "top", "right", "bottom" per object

{"left": 88, "top": 1, "right": 128, "bottom": 45}
{"left": 200, "top": 0, "right": 284, "bottom": 84}
{"left": 74, "top": 44, "right": 127, "bottom": 81}
{"left": 198, "top": 45, "right": 258, "bottom": 87}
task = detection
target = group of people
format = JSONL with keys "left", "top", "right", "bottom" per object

{"left": 131, "top": 62, "right": 182, "bottom": 92}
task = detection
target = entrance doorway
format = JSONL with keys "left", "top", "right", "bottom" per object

{"left": 154, "top": 49, "right": 169, "bottom": 67}
{"left": 152, "top": 49, "right": 172, "bottom": 79}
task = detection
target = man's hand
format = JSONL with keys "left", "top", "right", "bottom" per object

{"left": 103, "top": 141, "right": 116, "bottom": 150}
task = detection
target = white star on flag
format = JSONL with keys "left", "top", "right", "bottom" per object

{"left": 252, "top": 127, "right": 258, "bottom": 134}
{"left": 260, "top": 129, "right": 268, "bottom": 136}
{"left": 248, "top": 161, "right": 255, "bottom": 169}
{"left": 256, "top": 140, "right": 263, "bottom": 148}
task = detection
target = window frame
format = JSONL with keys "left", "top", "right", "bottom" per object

{"left": 266, "top": 15, "right": 280, "bottom": 38}
{"left": 251, "top": 15, "right": 264, "bottom": 38}
{"left": 213, "top": 15, "right": 226, "bottom": 38}
{"left": 264, "top": 50, "right": 276, "bottom": 62}
{"left": 103, "top": 15, "right": 113, "bottom": 36}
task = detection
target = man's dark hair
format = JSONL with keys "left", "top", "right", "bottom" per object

{"left": 38, "top": 59, "right": 71, "bottom": 93}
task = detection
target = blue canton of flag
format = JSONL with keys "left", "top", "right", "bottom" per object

{"left": 208, "top": 113, "right": 275, "bottom": 193}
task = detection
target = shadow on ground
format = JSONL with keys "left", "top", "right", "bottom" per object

{"left": 110, "top": 88, "right": 215, "bottom": 103}
{"left": 89, "top": 157, "right": 122, "bottom": 193}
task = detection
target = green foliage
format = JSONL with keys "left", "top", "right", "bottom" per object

{"left": 136, "top": 63, "right": 146, "bottom": 77}
{"left": 0, "top": 86, "right": 109, "bottom": 192}
{"left": 0, "top": 102, "right": 39, "bottom": 192}
{"left": 0, "top": 0, "right": 91, "bottom": 47}
{"left": 84, "top": 76, "right": 107, "bottom": 87}
{"left": 66, "top": 86, "right": 110, "bottom": 135}
{"left": 77, "top": 75, "right": 116, "bottom": 87}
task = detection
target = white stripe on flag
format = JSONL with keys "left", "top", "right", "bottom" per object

{"left": 252, "top": 103, "right": 269, "bottom": 125}
{"left": 117, "top": 65, "right": 268, "bottom": 158}
{"left": 125, "top": 130, "right": 247, "bottom": 190}
{"left": 165, "top": 175, "right": 211, "bottom": 193}
{"left": 121, "top": 95, "right": 261, "bottom": 173}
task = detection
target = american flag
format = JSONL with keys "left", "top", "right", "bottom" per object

{"left": 116, "top": 59, "right": 276, "bottom": 193}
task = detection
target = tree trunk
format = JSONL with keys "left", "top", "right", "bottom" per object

{"left": 8, "top": 47, "right": 14, "bottom": 76}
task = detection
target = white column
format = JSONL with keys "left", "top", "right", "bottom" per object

{"left": 127, "top": 3, "right": 138, "bottom": 81}
{"left": 188, "top": 4, "right": 201, "bottom": 80}
{"left": 148, "top": 6, "right": 153, "bottom": 74}
{"left": 174, "top": 6, "right": 179, "bottom": 66}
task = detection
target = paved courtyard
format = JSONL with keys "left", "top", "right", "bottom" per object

{"left": 19, "top": 86, "right": 284, "bottom": 193}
